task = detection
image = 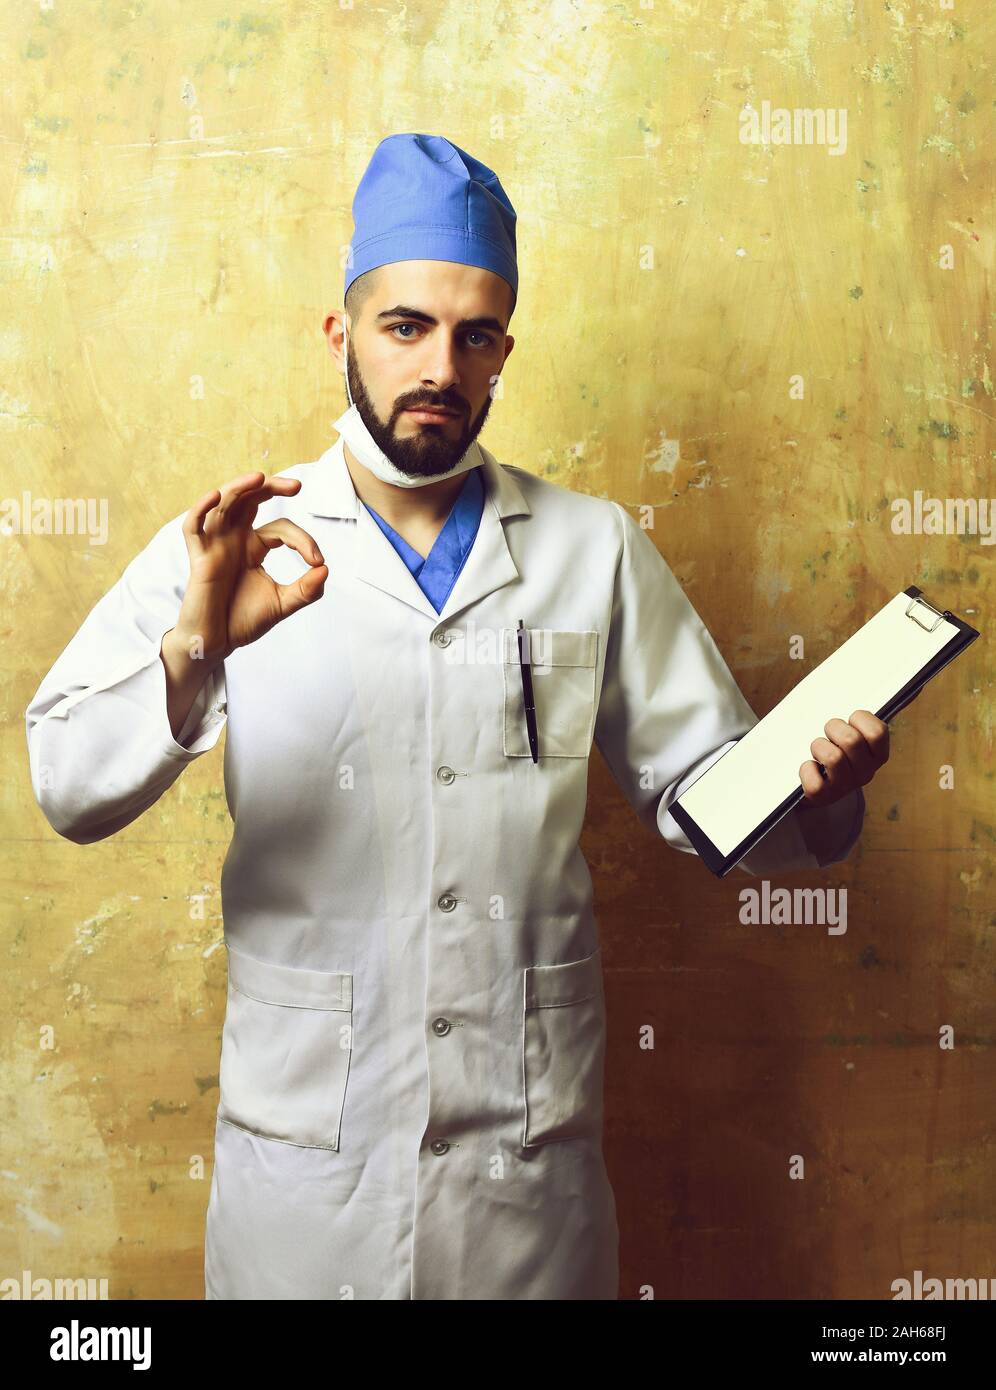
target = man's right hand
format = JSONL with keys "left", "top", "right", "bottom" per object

{"left": 160, "top": 473, "right": 328, "bottom": 738}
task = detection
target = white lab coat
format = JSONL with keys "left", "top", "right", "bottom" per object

{"left": 25, "top": 435, "right": 864, "bottom": 1300}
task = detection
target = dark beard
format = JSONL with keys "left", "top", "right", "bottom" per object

{"left": 346, "top": 354, "right": 493, "bottom": 480}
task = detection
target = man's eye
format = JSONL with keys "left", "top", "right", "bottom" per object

{"left": 389, "top": 324, "right": 494, "bottom": 347}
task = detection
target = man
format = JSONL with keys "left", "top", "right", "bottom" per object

{"left": 25, "top": 133, "right": 888, "bottom": 1300}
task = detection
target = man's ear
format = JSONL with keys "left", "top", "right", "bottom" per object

{"left": 324, "top": 311, "right": 347, "bottom": 368}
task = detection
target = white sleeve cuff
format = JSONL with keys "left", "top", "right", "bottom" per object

{"left": 658, "top": 740, "right": 866, "bottom": 877}
{"left": 657, "top": 740, "right": 739, "bottom": 852}
{"left": 40, "top": 641, "right": 228, "bottom": 760}
{"left": 737, "top": 786, "right": 865, "bottom": 877}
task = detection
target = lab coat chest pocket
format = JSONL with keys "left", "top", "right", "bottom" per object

{"left": 501, "top": 628, "right": 599, "bottom": 758}
{"left": 218, "top": 945, "right": 353, "bottom": 1151}
{"left": 522, "top": 946, "right": 606, "bottom": 1147}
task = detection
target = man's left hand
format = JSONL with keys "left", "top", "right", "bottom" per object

{"left": 798, "top": 709, "right": 890, "bottom": 807}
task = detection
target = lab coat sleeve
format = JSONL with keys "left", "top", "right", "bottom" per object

{"left": 593, "top": 502, "right": 864, "bottom": 876}
{"left": 24, "top": 513, "right": 228, "bottom": 845}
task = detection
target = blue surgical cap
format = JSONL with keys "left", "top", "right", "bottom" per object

{"left": 344, "top": 133, "right": 518, "bottom": 306}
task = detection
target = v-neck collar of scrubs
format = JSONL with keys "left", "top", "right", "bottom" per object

{"left": 360, "top": 466, "right": 486, "bottom": 614}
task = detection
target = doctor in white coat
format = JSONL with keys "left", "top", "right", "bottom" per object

{"left": 25, "top": 133, "right": 889, "bottom": 1300}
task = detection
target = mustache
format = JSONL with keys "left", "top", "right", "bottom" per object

{"left": 399, "top": 396, "right": 466, "bottom": 414}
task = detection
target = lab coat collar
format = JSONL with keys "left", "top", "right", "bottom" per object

{"left": 303, "top": 433, "right": 532, "bottom": 624}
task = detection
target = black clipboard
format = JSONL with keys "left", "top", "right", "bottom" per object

{"left": 666, "top": 586, "right": 981, "bottom": 878}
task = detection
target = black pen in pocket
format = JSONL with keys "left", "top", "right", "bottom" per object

{"left": 516, "top": 619, "right": 539, "bottom": 763}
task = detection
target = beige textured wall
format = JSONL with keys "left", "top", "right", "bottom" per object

{"left": 2, "top": 1, "right": 991, "bottom": 1300}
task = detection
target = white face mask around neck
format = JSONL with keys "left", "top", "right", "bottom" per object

{"left": 333, "top": 327, "right": 484, "bottom": 489}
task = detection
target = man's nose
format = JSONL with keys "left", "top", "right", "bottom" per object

{"left": 419, "top": 337, "right": 462, "bottom": 396}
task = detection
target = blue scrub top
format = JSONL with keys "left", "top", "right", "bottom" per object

{"left": 361, "top": 467, "right": 485, "bottom": 614}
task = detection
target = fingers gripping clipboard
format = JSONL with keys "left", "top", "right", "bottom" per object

{"left": 666, "top": 587, "right": 981, "bottom": 878}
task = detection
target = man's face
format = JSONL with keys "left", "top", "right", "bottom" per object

{"left": 331, "top": 260, "right": 515, "bottom": 482}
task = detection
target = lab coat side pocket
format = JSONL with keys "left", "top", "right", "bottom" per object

{"left": 218, "top": 945, "right": 353, "bottom": 1151}
{"left": 521, "top": 946, "right": 606, "bottom": 1147}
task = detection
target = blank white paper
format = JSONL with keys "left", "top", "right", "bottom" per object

{"left": 674, "top": 591, "right": 963, "bottom": 857}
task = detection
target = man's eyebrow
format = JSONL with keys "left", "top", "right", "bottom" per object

{"left": 374, "top": 304, "right": 506, "bottom": 333}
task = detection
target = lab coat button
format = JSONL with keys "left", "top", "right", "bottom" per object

{"left": 430, "top": 1139, "right": 450, "bottom": 1155}
{"left": 437, "top": 893, "right": 457, "bottom": 912}
{"left": 432, "top": 630, "right": 452, "bottom": 647}
{"left": 431, "top": 1017, "right": 451, "bottom": 1035}
{"left": 436, "top": 766, "right": 456, "bottom": 785}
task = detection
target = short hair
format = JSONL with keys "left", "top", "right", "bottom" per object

{"left": 343, "top": 267, "right": 382, "bottom": 328}
{"left": 344, "top": 265, "right": 515, "bottom": 328}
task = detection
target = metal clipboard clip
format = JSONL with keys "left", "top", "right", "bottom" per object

{"left": 905, "top": 593, "right": 948, "bottom": 633}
